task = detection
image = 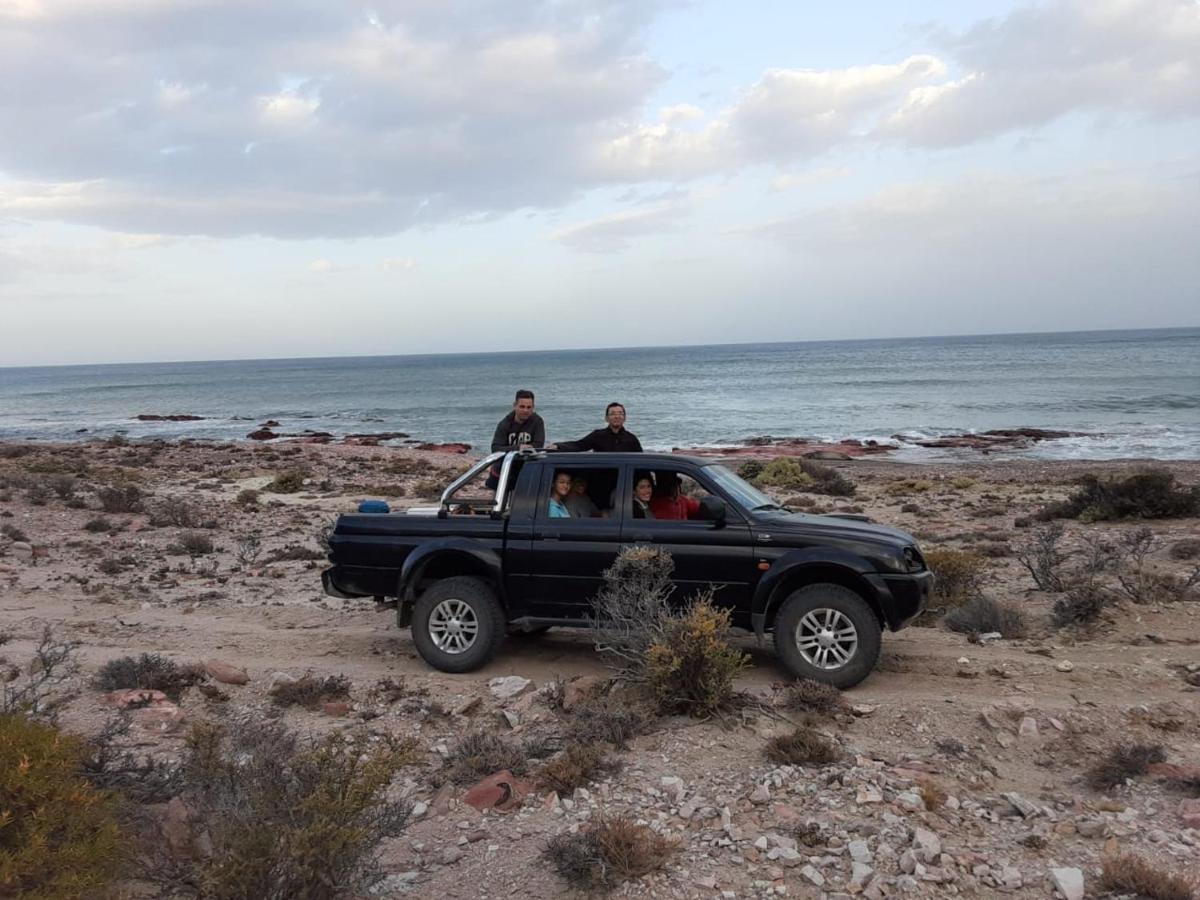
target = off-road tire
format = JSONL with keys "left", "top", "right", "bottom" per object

{"left": 774, "top": 582, "right": 881, "bottom": 688}
{"left": 412, "top": 576, "right": 506, "bottom": 673}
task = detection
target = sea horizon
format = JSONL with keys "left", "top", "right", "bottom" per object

{"left": 2, "top": 325, "right": 1198, "bottom": 463}
{"left": 3, "top": 323, "right": 1196, "bottom": 373}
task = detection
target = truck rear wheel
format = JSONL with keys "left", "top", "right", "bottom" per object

{"left": 774, "top": 583, "right": 881, "bottom": 688}
{"left": 412, "top": 576, "right": 506, "bottom": 673}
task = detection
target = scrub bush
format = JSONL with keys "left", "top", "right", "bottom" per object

{"left": 1099, "top": 853, "right": 1196, "bottom": 900}
{"left": 0, "top": 713, "right": 124, "bottom": 899}
{"left": 264, "top": 470, "right": 307, "bottom": 494}
{"left": 754, "top": 458, "right": 812, "bottom": 491}
{"left": 1038, "top": 469, "right": 1200, "bottom": 522}
{"left": 269, "top": 673, "right": 351, "bottom": 710}
{"left": 764, "top": 727, "right": 839, "bottom": 766}
{"left": 543, "top": 815, "right": 676, "bottom": 893}
{"left": 1087, "top": 742, "right": 1166, "bottom": 791}
{"left": 644, "top": 593, "right": 749, "bottom": 717}
{"left": 943, "top": 596, "right": 1029, "bottom": 638}
{"left": 98, "top": 484, "right": 144, "bottom": 513}
{"left": 93, "top": 653, "right": 205, "bottom": 701}
{"left": 537, "top": 743, "right": 619, "bottom": 795}
{"left": 176, "top": 721, "right": 417, "bottom": 900}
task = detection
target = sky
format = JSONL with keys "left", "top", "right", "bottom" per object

{"left": 1, "top": 0, "right": 1198, "bottom": 367}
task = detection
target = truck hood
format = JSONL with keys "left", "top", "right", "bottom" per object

{"left": 755, "top": 509, "right": 918, "bottom": 548}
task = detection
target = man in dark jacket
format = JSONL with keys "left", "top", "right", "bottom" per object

{"left": 554, "top": 402, "right": 642, "bottom": 452}
{"left": 486, "top": 390, "right": 545, "bottom": 489}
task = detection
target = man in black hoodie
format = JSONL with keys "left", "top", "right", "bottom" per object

{"left": 486, "top": 390, "right": 545, "bottom": 489}
{"left": 553, "top": 402, "right": 642, "bottom": 452}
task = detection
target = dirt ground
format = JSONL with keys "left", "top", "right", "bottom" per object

{"left": 1, "top": 439, "right": 1198, "bottom": 899}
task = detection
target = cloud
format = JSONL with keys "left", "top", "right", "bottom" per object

{"left": 878, "top": 0, "right": 1200, "bottom": 145}
{"left": 307, "top": 258, "right": 339, "bottom": 273}
{"left": 0, "top": 0, "right": 1197, "bottom": 242}
{"left": 0, "top": 0, "right": 666, "bottom": 238}
{"left": 551, "top": 201, "right": 689, "bottom": 252}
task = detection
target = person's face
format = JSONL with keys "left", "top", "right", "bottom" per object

{"left": 570, "top": 478, "right": 588, "bottom": 496}
{"left": 635, "top": 478, "right": 652, "bottom": 502}
{"left": 513, "top": 397, "right": 535, "bottom": 423}
{"left": 553, "top": 472, "right": 572, "bottom": 498}
{"left": 605, "top": 405, "right": 626, "bottom": 430}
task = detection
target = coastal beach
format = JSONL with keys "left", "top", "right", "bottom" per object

{"left": 2, "top": 436, "right": 1198, "bottom": 897}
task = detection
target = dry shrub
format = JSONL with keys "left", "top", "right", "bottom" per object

{"left": 269, "top": 673, "right": 351, "bottom": 710}
{"left": 885, "top": 478, "right": 932, "bottom": 496}
{"left": 235, "top": 488, "right": 260, "bottom": 508}
{"left": 590, "top": 545, "right": 675, "bottom": 674}
{"left": 764, "top": 727, "right": 839, "bottom": 766}
{"left": 951, "top": 476, "right": 976, "bottom": 489}
{"left": 543, "top": 815, "right": 676, "bottom": 892}
{"left": 93, "top": 653, "right": 206, "bottom": 701}
{"left": 1170, "top": 539, "right": 1200, "bottom": 561}
{"left": 97, "top": 484, "right": 144, "bottom": 513}
{"left": 943, "top": 596, "right": 1029, "bottom": 638}
{"left": 442, "top": 731, "right": 529, "bottom": 785}
{"left": 1051, "top": 582, "right": 1115, "bottom": 629}
{"left": 83, "top": 516, "right": 114, "bottom": 533}
{"left": 736, "top": 460, "right": 764, "bottom": 481}
{"left": 645, "top": 593, "right": 749, "bottom": 717}
{"left": 175, "top": 531, "right": 215, "bottom": 556}
{"left": 1087, "top": 742, "right": 1166, "bottom": 791}
{"left": 264, "top": 543, "right": 324, "bottom": 562}
{"left": 919, "top": 781, "right": 947, "bottom": 811}
{"left": 1039, "top": 469, "right": 1200, "bottom": 522}
{"left": 567, "top": 696, "right": 656, "bottom": 750}
{"left": 149, "top": 497, "right": 211, "bottom": 528}
{"left": 1100, "top": 852, "right": 1196, "bottom": 900}
{"left": 782, "top": 678, "right": 843, "bottom": 715}
{"left": 0, "top": 523, "right": 28, "bottom": 543}
{"left": 175, "top": 720, "right": 417, "bottom": 900}
{"left": 924, "top": 549, "right": 987, "bottom": 604}
{"left": 264, "top": 470, "right": 307, "bottom": 494}
{"left": 537, "top": 743, "right": 619, "bottom": 795}
{"left": 1015, "top": 522, "right": 1073, "bottom": 592}
{"left": 0, "top": 713, "right": 125, "bottom": 899}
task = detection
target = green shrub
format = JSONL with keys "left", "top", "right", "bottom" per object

{"left": 754, "top": 458, "right": 812, "bottom": 491}
{"left": 1039, "top": 469, "right": 1200, "bottom": 522}
{"left": 645, "top": 593, "right": 749, "bottom": 717}
{"left": 0, "top": 713, "right": 124, "bottom": 899}
{"left": 736, "top": 460, "right": 765, "bottom": 481}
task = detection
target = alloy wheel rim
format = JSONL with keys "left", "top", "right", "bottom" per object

{"left": 428, "top": 598, "right": 479, "bottom": 654}
{"left": 794, "top": 608, "right": 858, "bottom": 670}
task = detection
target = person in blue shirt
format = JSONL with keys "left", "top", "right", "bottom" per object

{"left": 548, "top": 470, "right": 573, "bottom": 517}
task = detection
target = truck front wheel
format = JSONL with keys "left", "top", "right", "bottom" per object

{"left": 774, "top": 583, "right": 881, "bottom": 688}
{"left": 412, "top": 576, "right": 506, "bottom": 673}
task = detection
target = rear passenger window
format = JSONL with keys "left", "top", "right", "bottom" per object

{"left": 540, "top": 467, "right": 619, "bottom": 520}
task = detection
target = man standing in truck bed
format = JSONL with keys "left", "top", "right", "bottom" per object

{"left": 486, "top": 390, "right": 545, "bottom": 490}
{"left": 554, "top": 402, "right": 642, "bottom": 452}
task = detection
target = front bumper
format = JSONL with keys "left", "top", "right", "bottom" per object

{"left": 881, "top": 570, "right": 935, "bottom": 630}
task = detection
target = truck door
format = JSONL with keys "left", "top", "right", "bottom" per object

{"left": 619, "top": 463, "right": 755, "bottom": 623}
{"left": 522, "top": 462, "right": 626, "bottom": 615}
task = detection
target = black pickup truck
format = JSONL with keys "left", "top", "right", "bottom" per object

{"left": 323, "top": 450, "right": 932, "bottom": 687}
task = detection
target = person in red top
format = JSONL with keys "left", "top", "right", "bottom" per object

{"left": 649, "top": 472, "right": 701, "bottom": 520}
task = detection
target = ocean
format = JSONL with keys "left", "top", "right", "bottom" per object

{"left": 2, "top": 327, "right": 1198, "bottom": 462}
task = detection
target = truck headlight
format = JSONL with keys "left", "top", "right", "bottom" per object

{"left": 903, "top": 547, "right": 925, "bottom": 572}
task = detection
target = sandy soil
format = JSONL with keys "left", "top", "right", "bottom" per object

{"left": 1, "top": 439, "right": 1198, "bottom": 899}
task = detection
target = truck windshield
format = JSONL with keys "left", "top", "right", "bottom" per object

{"left": 704, "top": 464, "right": 783, "bottom": 512}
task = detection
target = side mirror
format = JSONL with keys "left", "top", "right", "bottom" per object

{"left": 699, "top": 496, "right": 727, "bottom": 526}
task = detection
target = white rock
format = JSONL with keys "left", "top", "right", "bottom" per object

{"left": 849, "top": 839, "right": 872, "bottom": 863}
{"left": 899, "top": 850, "right": 917, "bottom": 874}
{"left": 488, "top": 676, "right": 533, "bottom": 700}
{"left": 661, "top": 776, "right": 686, "bottom": 802}
{"left": 410, "top": 801, "right": 428, "bottom": 819}
{"left": 1051, "top": 866, "right": 1084, "bottom": 900}
{"left": 912, "top": 827, "right": 941, "bottom": 862}
{"left": 896, "top": 791, "right": 925, "bottom": 812}
{"left": 750, "top": 783, "right": 771, "bottom": 804}
{"left": 856, "top": 785, "right": 883, "bottom": 804}
{"left": 1018, "top": 716, "right": 1039, "bottom": 738}
{"left": 1055, "top": 660, "right": 1074, "bottom": 672}
{"left": 799, "top": 865, "right": 824, "bottom": 887}
{"left": 851, "top": 861, "right": 874, "bottom": 886}
{"left": 978, "top": 632, "right": 1002, "bottom": 642}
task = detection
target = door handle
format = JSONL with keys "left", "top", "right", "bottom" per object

{"left": 630, "top": 532, "right": 655, "bottom": 542}
{"left": 533, "top": 532, "right": 560, "bottom": 541}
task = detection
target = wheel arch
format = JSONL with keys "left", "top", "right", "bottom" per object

{"left": 752, "top": 554, "right": 885, "bottom": 640}
{"left": 399, "top": 540, "right": 505, "bottom": 607}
